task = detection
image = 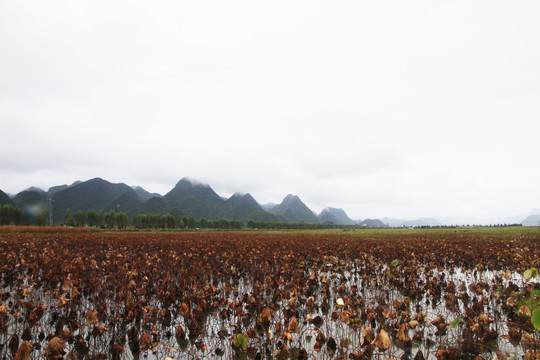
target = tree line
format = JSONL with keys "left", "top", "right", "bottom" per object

{"left": 63, "top": 209, "right": 243, "bottom": 230}
{"left": 1, "top": 205, "right": 376, "bottom": 230}
{"left": 0, "top": 204, "right": 48, "bottom": 226}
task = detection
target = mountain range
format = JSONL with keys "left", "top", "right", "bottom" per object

{"left": 3, "top": 177, "right": 365, "bottom": 226}
{"left": 3, "top": 177, "right": 538, "bottom": 227}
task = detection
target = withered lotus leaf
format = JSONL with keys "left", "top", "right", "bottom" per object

{"left": 362, "top": 327, "right": 374, "bottom": 346}
{"left": 86, "top": 309, "right": 98, "bottom": 325}
{"left": 0, "top": 228, "right": 538, "bottom": 359}
{"left": 96, "top": 324, "right": 108, "bottom": 334}
{"left": 179, "top": 302, "right": 190, "bottom": 317}
{"left": 506, "top": 297, "right": 517, "bottom": 307}
{"left": 22, "top": 288, "right": 32, "bottom": 296}
{"left": 316, "top": 330, "right": 326, "bottom": 344}
{"left": 326, "top": 336, "right": 337, "bottom": 352}
{"left": 260, "top": 308, "right": 272, "bottom": 322}
{"left": 397, "top": 322, "right": 411, "bottom": 343}
{"left": 522, "top": 331, "right": 540, "bottom": 350}
{"left": 0, "top": 304, "right": 10, "bottom": 314}
{"left": 276, "top": 343, "right": 290, "bottom": 360}
{"left": 44, "top": 337, "right": 65, "bottom": 357}
{"left": 61, "top": 277, "right": 72, "bottom": 292}
{"left": 282, "top": 330, "right": 293, "bottom": 341}
{"left": 175, "top": 326, "right": 185, "bottom": 339}
{"left": 57, "top": 297, "right": 69, "bottom": 308}
{"left": 14, "top": 341, "right": 33, "bottom": 360}
{"left": 8, "top": 334, "right": 19, "bottom": 356}
{"left": 372, "top": 329, "right": 391, "bottom": 351}
{"left": 517, "top": 305, "right": 532, "bottom": 317}
{"left": 287, "top": 316, "right": 299, "bottom": 333}
{"left": 523, "top": 350, "right": 540, "bottom": 360}
{"left": 477, "top": 314, "right": 492, "bottom": 325}
{"left": 340, "top": 310, "right": 350, "bottom": 324}
{"left": 435, "top": 348, "right": 449, "bottom": 360}
{"left": 140, "top": 333, "right": 152, "bottom": 350}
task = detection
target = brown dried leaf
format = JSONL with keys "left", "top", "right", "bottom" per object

{"left": 14, "top": 341, "right": 32, "bottom": 360}
{"left": 506, "top": 297, "right": 517, "bottom": 307}
{"left": 372, "top": 329, "right": 391, "bottom": 351}
{"left": 179, "top": 302, "right": 189, "bottom": 317}
{"left": 477, "top": 314, "right": 492, "bottom": 325}
{"left": 44, "top": 337, "right": 65, "bottom": 357}
{"left": 61, "top": 278, "right": 72, "bottom": 292}
{"left": 523, "top": 350, "right": 540, "bottom": 360}
{"left": 340, "top": 311, "right": 350, "bottom": 325}
{"left": 522, "top": 331, "right": 540, "bottom": 350}
{"left": 140, "top": 333, "right": 152, "bottom": 349}
{"left": 362, "top": 327, "right": 374, "bottom": 346}
{"left": 282, "top": 331, "right": 293, "bottom": 341}
{"left": 287, "top": 316, "right": 299, "bottom": 333}
{"left": 86, "top": 309, "right": 98, "bottom": 325}
{"left": 96, "top": 324, "right": 108, "bottom": 334}
{"left": 260, "top": 308, "right": 272, "bottom": 322}
{"left": 57, "top": 297, "right": 69, "bottom": 308}
{"left": 517, "top": 305, "right": 532, "bottom": 317}
{"left": 398, "top": 322, "right": 411, "bottom": 343}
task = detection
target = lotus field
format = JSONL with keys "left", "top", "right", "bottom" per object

{"left": 0, "top": 228, "right": 539, "bottom": 359}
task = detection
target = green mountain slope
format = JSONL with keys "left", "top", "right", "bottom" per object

{"left": 226, "top": 193, "right": 263, "bottom": 219}
{"left": 163, "top": 178, "right": 226, "bottom": 219}
{"left": 0, "top": 189, "right": 14, "bottom": 206}
{"left": 51, "top": 178, "right": 134, "bottom": 223}
{"left": 105, "top": 189, "right": 143, "bottom": 215}
{"left": 270, "top": 194, "right": 320, "bottom": 223}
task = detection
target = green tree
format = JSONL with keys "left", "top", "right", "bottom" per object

{"left": 38, "top": 209, "right": 49, "bottom": 226}
{"left": 87, "top": 210, "right": 98, "bottom": 227}
{"left": 74, "top": 211, "right": 86, "bottom": 227}
{"left": 186, "top": 216, "right": 195, "bottom": 229}
{"left": 64, "top": 208, "right": 75, "bottom": 227}
{"left": 165, "top": 214, "right": 176, "bottom": 229}
{"left": 133, "top": 215, "right": 145, "bottom": 229}
{"left": 97, "top": 210, "right": 105, "bottom": 228}
{"left": 116, "top": 212, "right": 128, "bottom": 229}
{"left": 199, "top": 218, "right": 208, "bottom": 229}
{"left": 105, "top": 210, "right": 116, "bottom": 229}
{"left": 0, "top": 205, "right": 22, "bottom": 225}
{"left": 181, "top": 216, "right": 189, "bottom": 229}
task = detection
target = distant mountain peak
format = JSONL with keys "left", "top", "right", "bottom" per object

{"left": 318, "top": 207, "right": 355, "bottom": 225}
{"left": 270, "top": 194, "right": 320, "bottom": 223}
{"left": 24, "top": 186, "right": 45, "bottom": 193}
{"left": 176, "top": 177, "right": 210, "bottom": 188}
{"left": 281, "top": 194, "right": 303, "bottom": 206}
{"left": 88, "top": 177, "right": 106, "bottom": 183}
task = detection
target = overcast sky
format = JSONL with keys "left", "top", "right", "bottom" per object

{"left": 1, "top": 1, "right": 539, "bottom": 222}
